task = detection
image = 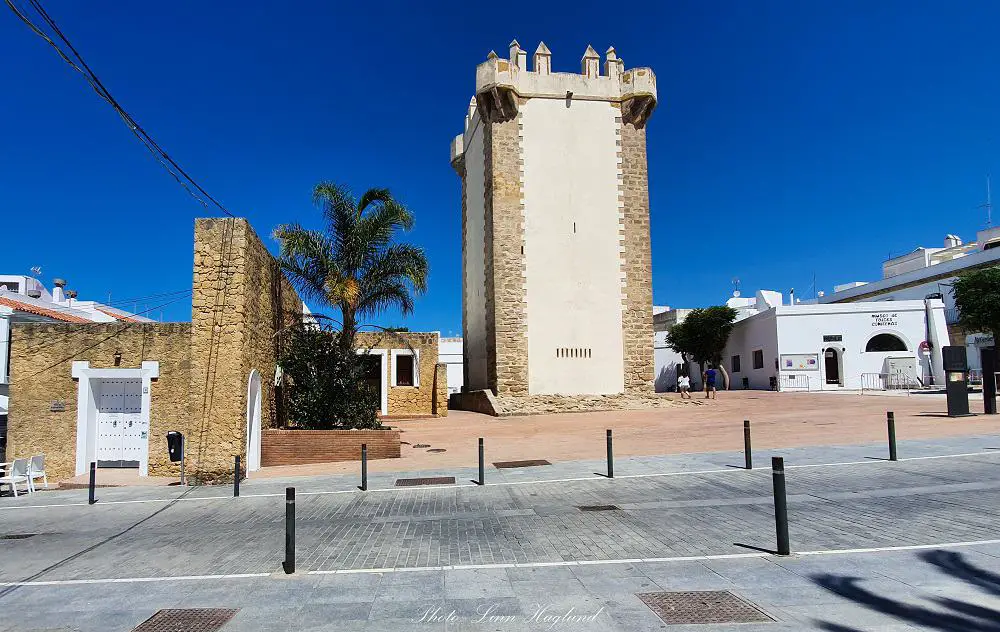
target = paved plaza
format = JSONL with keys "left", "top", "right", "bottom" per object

{"left": 258, "top": 391, "right": 1000, "bottom": 478}
{"left": 2, "top": 434, "right": 1000, "bottom": 630}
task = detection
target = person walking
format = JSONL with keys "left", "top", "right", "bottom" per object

{"left": 677, "top": 373, "right": 691, "bottom": 399}
{"left": 703, "top": 366, "right": 717, "bottom": 399}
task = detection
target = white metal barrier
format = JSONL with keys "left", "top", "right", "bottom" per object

{"left": 860, "top": 371, "right": 922, "bottom": 394}
{"left": 778, "top": 373, "right": 811, "bottom": 391}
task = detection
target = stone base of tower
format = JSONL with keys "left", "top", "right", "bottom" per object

{"left": 450, "top": 390, "right": 685, "bottom": 417}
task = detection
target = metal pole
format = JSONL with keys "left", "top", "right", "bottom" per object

{"left": 772, "top": 457, "right": 790, "bottom": 555}
{"left": 744, "top": 420, "right": 753, "bottom": 470}
{"left": 478, "top": 438, "right": 485, "bottom": 486}
{"left": 234, "top": 455, "right": 240, "bottom": 497}
{"left": 88, "top": 462, "right": 96, "bottom": 505}
{"left": 283, "top": 487, "right": 295, "bottom": 574}
{"left": 606, "top": 429, "right": 614, "bottom": 478}
{"left": 360, "top": 444, "right": 368, "bottom": 491}
{"left": 887, "top": 411, "right": 897, "bottom": 462}
{"left": 180, "top": 452, "right": 186, "bottom": 487}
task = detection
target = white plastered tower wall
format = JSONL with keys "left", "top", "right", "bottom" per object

{"left": 451, "top": 40, "right": 657, "bottom": 397}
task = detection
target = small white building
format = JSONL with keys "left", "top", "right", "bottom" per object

{"left": 723, "top": 291, "right": 948, "bottom": 391}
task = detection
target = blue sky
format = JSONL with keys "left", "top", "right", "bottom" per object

{"left": 2, "top": 1, "right": 999, "bottom": 332}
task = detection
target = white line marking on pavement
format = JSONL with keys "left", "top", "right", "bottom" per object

{"left": 2, "top": 450, "right": 997, "bottom": 511}
{"left": 4, "top": 538, "right": 1000, "bottom": 587}
{"left": 0, "top": 573, "right": 270, "bottom": 587}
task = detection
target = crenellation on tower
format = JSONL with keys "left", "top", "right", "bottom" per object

{"left": 581, "top": 44, "right": 600, "bottom": 78}
{"left": 453, "top": 40, "right": 657, "bottom": 398}
{"left": 533, "top": 42, "right": 551, "bottom": 75}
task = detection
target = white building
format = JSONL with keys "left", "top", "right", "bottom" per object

{"left": 722, "top": 291, "right": 947, "bottom": 391}
{"left": 0, "top": 275, "right": 150, "bottom": 423}
{"left": 821, "top": 228, "right": 1000, "bottom": 371}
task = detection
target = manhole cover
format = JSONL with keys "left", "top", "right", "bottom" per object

{"left": 637, "top": 591, "right": 773, "bottom": 625}
{"left": 395, "top": 476, "right": 456, "bottom": 487}
{"left": 132, "top": 609, "right": 238, "bottom": 632}
{"left": 0, "top": 534, "right": 38, "bottom": 540}
{"left": 577, "top": 505, "right": 620, "bottom": 512}
{"left": 413, "top": 444, "right": 431, "bottom": 448}
{"left": 427, "top": 448, "right": 446, "bottom": 453}
{"left": 493, "top": 459, "right": 551, "bottom": 469}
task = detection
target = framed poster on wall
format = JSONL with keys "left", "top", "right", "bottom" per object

{"left": 781, "top": 354, "right": 819, "bottom": 370}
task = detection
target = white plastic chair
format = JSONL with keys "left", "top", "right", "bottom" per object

{"left": 0, "top": 458, "right": 30, "bottom": 497}
{"left": 28, "top": 454, "right": 48, "bottom": 492}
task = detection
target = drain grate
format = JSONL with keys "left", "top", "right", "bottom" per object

{"left": 637, "top": 591, "right": 773, "bottom": 625}
{"left": 493, "top": 459, "right": 551, "bottom": 469}
{"left": 395, "top": 476, "right": 456, "bottom": 487}
{"left": 577, "top": 505, "right": 621, "bottom": 512}
{"left": 132, "top": 609, "right": 238, "bottom": 632}
{"left": 0, "top": 534, "right": 38, "bottom": 540}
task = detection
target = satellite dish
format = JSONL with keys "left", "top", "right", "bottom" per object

{"left": 733, "top": 290, "right": 741, "bottom": 298}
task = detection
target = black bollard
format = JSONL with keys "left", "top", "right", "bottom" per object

{"left": 606, "top": 429, "right": 614, "bottom": 478}
{"left": 478, "top": 438, "right": 485, "bottom": 486}
{"left": 887, "top": 411, "right": 897, "bottom": 462}
{"left": 282, "top": 487, "right": 295, "bottom": 574}
{"left": 744, "top": 420, "right": 753, "bottom": 470}
{"left": 234, "top": 455, "right": 240, "bottom": 497}
{"left": 772, "top": 457, "right": 790, "bottom": 555}
{"left": 88, "top": 462, "right": 97, "bottom": 505}
{"left": 360, "top": 444, "right": 368, "bottom": 491}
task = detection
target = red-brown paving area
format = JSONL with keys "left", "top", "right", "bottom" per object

{"left": 255, "top": 390, "right": 1000, "bottom": 478}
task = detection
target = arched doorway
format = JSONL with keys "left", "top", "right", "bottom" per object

{"left": 245, "top": 370, "right": 262, "bottom": 473}
{"left": 824, "top": 348, "right": 842, "bottom": 385}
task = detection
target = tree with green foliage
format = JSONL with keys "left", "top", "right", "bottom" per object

{"left": 666, "top": 305, "right": 739, "bottom": 389}
{"left": 278, "top": 324, "right": 382, "bottom": 430}
{"left": 951, "top": 266, "right": 1000, "bottom": 345}
{"left": 273, "top": 183, "right": 429, "bottom": 348}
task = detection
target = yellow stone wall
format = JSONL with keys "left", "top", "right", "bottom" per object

{"left": 7, "top": 323, "right": 192, "bottom": 482}
{"left": 356, "top": 331, "right": 443, "bottom": 417}
{"left": 186, "top": 218, "right": 302, "bottom": 480}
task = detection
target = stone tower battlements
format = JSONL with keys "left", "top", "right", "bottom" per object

{"left": 452, "top": 41, "right": 657, "bottom": 165}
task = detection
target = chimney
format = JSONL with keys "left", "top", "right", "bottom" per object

{"left": 944, "top": 234, "right": 962, "bottom": 248}
{"left": 52, "top": 278, "right": 66, "bottom": 302}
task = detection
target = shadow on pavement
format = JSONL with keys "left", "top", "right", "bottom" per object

{"left": 811, "top": 549, "right": 1000, "bottom": 631}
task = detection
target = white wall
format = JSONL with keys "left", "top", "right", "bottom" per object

{"left": 726, "top": 301, "right": 941, "bottom": 391}
{"left": 439, "top": 338, "right": 464, "bottom": 393}
{"left": 520, "top": 97, "right": 624, "bottom": 395}
{"left": 653, "top": 331, "right": 703, "bottom": 392}
{"left": 724, "top": 309, "right": 780, "bottom": 390}
{"left": 463, "top": 112, "right": 488, "bottom": 390}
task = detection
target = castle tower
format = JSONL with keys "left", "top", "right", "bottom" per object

{"left": 451, "top": 41, "right": 657, "bottom": 397}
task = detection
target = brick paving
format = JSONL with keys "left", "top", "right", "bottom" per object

{"left": 1, "top": 437, "right": 1000, "bottom": 631}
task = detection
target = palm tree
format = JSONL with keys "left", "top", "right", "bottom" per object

{"left": 273, "top": 182, "right": 429, "bottom": 347}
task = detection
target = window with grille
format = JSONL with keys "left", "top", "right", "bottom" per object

{"left": 396, "top": 355, "right": 414, "bottom": 386}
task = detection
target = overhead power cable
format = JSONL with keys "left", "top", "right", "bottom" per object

{"left": 5, "top": 0, "right": 235, "bottom": 217}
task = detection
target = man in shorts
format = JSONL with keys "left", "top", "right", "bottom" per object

{"left": 703, "top": 366, "right": 717, "bottom": 399}
{"left": 677, "top": 373, "right": 691, "bottom": 399}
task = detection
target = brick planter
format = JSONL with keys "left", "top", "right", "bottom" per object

{"left": 261, "top": 429, "right": 400, "bottom": 467}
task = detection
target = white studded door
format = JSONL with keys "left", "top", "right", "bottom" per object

{"left": 96, "top": 379, "right": 144, "bottom": 467}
